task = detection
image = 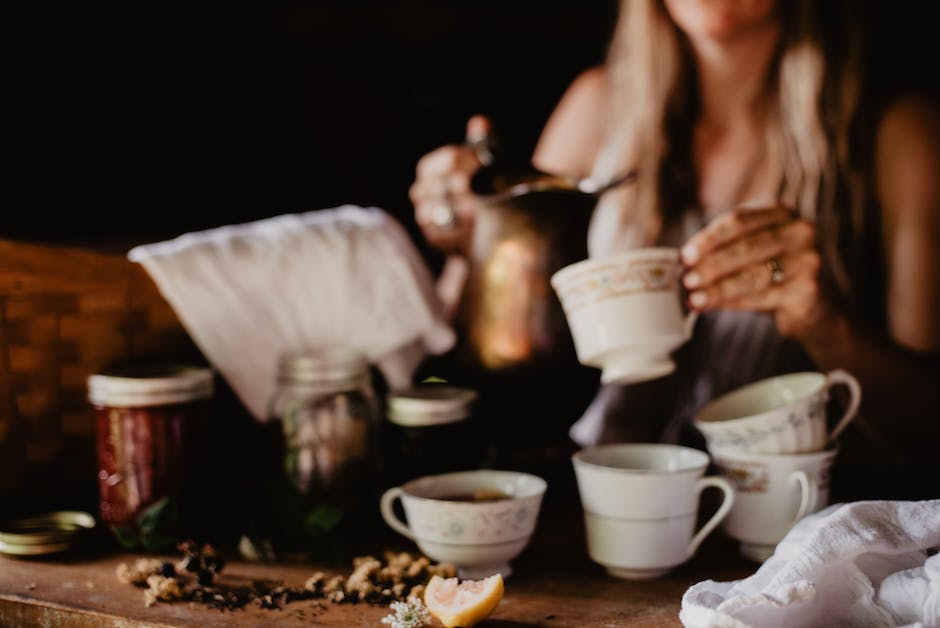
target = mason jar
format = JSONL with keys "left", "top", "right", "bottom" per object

{"left": 88, "top": 364, "right": 213, "bottom": 531}
{"left": 385, "top": 385, "right": 479, "bottom": 484}
{"left": 269, "top": 349, "right": 376, "bottom": 511}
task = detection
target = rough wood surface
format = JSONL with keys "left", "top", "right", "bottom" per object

{"left": 0, "top": 518, "right": 755, "bottom": 628}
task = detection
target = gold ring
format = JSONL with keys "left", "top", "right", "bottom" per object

{"left": 767, "top": 257, "right": 785, "bottom": 285}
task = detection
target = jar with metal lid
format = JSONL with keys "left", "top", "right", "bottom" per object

{"left": 269, "top": 349, "right": 376, "bottom": 511}
{"left": 385, "top": 385, "right": 479, "bottom": 484}
{"left": 88, "top": 364, "right": 213, "bottom": 532}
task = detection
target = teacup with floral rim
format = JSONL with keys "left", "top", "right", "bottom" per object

{"left": 710, "top": 446, "right": 838, "bottom": 562}
{"left": 551, "top": 247, "right": 697, "bottom": 385}
{"left": 380, "top": 470, "right": 546, "bottom": 579}
{"left": 694, "top": 370, "right": 861, "bottom": 454}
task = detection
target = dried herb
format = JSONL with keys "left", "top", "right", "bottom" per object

{"left": 118, "top": 546, "right": 455, "bottom": 613}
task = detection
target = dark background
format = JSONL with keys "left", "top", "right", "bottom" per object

{"left": 12, "top": 1, "right": 940, "bottom": 253}
{"left": 13, "top": 1, "right": 617, "bottom": 253}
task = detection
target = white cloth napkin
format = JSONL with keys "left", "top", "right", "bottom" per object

{"left": 680, "top": 500, "right": 940, "bottom": 628}
{"left": 128, "top": 206, "right": 455, "bottom": 420}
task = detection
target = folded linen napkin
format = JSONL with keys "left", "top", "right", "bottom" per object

{"left": 129, "top": 206, "right": 455, "bottom": 420}
{"left": 680, "top": 500, "right": 940, "bottom": 628}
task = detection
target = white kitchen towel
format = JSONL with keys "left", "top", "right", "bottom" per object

{"left": 129, "top": 206, "right": 455, "bottom": 420}
{"left": 680, "top": 500, "right": 940, "bottom": 628}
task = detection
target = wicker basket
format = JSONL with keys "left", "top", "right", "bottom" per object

{"left": 0, "top": 238, "right": 200, "bottom": 504}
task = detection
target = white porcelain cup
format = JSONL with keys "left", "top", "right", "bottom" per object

{"left": 710, "top": 446, "right": 837, "bottom": 562}
{"left": 551, "top": 248, "right": 697, "bottom": 385}
{"left": 694, "top": 370, "right": 861, "bottom": 454}
{"left": 379, "top": 470, "right": 546, "bottom": 579}
{"left": 572, "top": 444, "right": 734, "bottom": 580}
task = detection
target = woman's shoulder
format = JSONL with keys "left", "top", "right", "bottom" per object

{"left": 567, "top": 66, "right": 609, "bottom": 95}
{"left": 876, "top": 93, "right": 940, "bottom": 148}
{"left": 533, "top": 66, "right": 610, "bottom": 175}
{"left": 874, "top": 93, "right": 940, "bottom": 219}
{"left": 553, "top": 66, "right": 610, "bottom": 123}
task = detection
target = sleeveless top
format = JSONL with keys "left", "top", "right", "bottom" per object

{"left": 570, "top": 197, "right": 815, "bottom": 446}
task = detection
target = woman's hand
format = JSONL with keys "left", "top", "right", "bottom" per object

{"left": 680, "top": 204, "right": 832, "bottom": 340}
{"left": 409, "top": 115, "right": 491, "bottom": 255}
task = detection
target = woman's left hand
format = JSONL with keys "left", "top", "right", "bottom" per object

{"left": 679, "top": 204, "right": 831, "bottom": 340}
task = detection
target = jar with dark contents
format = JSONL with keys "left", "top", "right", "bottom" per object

{"left": 269, "top": 349, "right": 376, "bottom": 512}
{"left": 385, "top": 386, "right": 479, "bottom": 484}
{"left": 88, "top": 365, "right": 213, "bottom": 531}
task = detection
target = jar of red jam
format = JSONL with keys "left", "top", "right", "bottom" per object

{"left": 88, "top": 365, "right": 213, "bottom": 530}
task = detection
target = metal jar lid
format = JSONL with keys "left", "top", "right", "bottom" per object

{"left": 277, "top": 348, "right": 369, "bottom": 385}
{"left": 88, "top": 364, "right": 213, "bottom": 408}
{"left": 0, "top": 511, "right": 96, "bottom": 557}
{"left": 387, "top": 386, "right": 478, "bottom": 427}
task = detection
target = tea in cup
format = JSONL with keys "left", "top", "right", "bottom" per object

{"left": 380, "top": 470, "right": 546, "bottom": 579}
{"left": 711, "top": 446, "right": 837, "bottom": 561}
{"left": 551, "top": 248, "right": 696, "bottom": 385}
{"left": 572, "top": 444, "right": 733, "bottom": 579}
{"left": 694, "top": 370, "right": 861, "bottom": 454}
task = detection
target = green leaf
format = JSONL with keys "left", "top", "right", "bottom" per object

{"left": 303, "top": 505, "right": 344, "bottom": 536}
{"left": 138, "top": 497, "right": 179, "bottom": 535}
{"left": 140, "top": 532, "right": 178, "bottom": 554}
{"left": 111, "top": 525, "right": 141, "bottom": 551}
{"left": 420, "top": 376, "right": 448, "bottom": 384}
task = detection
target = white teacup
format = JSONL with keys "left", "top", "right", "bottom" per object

{"left": 380, "top": 470, "right": 546, "bottom": 579}
{"left": 694, "top": 370, "right": 861, "bottom": 454}
{"left": 551, "top": 248, "right": 697, "bottom": 385}
{"left": 711, "top": 446, "right": 837, "bottom": 562}
{"left": 572, "top": 444, "right": 734, "bottom": 580}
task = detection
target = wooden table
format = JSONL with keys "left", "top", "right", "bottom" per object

{"left": 0, "top": 507, "right": 756, "bottom": 628}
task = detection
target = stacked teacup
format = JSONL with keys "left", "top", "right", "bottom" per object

{"left": 693, "top": 370, "right": 861, "bottom": 561}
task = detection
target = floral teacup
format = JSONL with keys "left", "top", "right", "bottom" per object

{"left": 380, "top": 470, "right": 547, "bottom": 579}
{"left": 711, "top": 446, "right": 837, "bottom": 561}
{"left": 694, "top": 370, "right": 861, "bottom": 454}
{"left": 551, "top": 248, "right": 697, "bottom": 385}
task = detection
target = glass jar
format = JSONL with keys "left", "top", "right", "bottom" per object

{"left": 385, "top": 385, "right": 478, "bottom": 484}
{"left": 269, "top": 349, "right": 376, "bottom": 511}
{"left": 88, "top": 364, "right": 213, "bottom": 530}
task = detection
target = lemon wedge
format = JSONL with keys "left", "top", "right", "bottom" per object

{"left": 424, "top": 574, "right": 504, "bottom": 627}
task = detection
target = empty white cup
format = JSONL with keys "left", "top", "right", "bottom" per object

{"left": 572, "top": 444, "right": 733, "bottom": 579}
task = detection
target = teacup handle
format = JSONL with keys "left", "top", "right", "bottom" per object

{"left": 687, "top": 475, "right": 735, "bottom": 558}
{"left": 380, "top": 487, "right": 415, "bottom": 540}
{"left": 787, "top": 470, "right": 818, "bottom": 529}
{"left": 824, "top": 369, "right": 862, "bottom": 444}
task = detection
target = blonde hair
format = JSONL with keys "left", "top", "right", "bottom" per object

{"left": 594, "top": 0, "right": 866, "bottom": 302}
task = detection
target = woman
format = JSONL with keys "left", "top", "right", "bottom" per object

{"left": 410, "top": 0, "right": 940, "bottom": 490}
